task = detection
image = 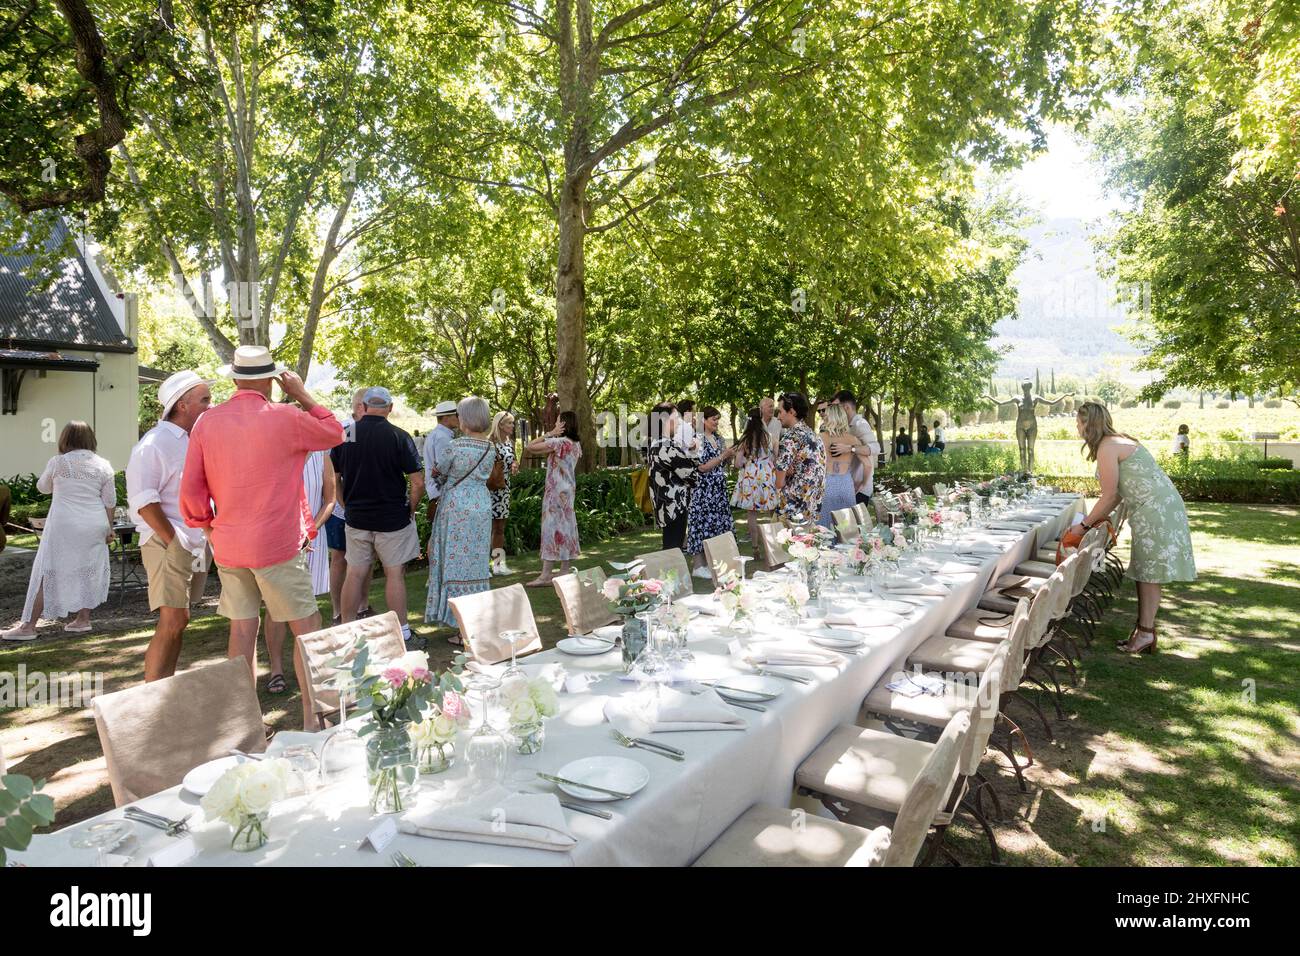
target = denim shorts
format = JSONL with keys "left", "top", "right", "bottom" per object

{"left": 325, "top": 513, "right": 347, "bottom": 551}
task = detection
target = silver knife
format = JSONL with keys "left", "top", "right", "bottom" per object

{"left": 633, "top": 737, "right": 685, "bottom": 756}
{"left": 537, "top": 772, "right": 634, "bottom": 799}
{"left": 560, "top": 801, "right": 615, "bottom": 819}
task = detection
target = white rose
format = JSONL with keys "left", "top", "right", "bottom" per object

{"left": 500, "top": 674, "right": 529, "bottom": 702}
{"left": 530, "top": 681, "right": 559, "bottom": 718}
{"left": 431, "top": 713, "right": 458, "bottom": 742}
{"left": 510, "top": 697, "right": 539, "bottom": 725}
{"left": 201, "top": 769, "right": 242, "bottom": 822}
{"left": 719, "top": 591, "right": 738, "bottom": 613}
{"left": 394, "top": 650, "right": 429, "bottom": 676}
{"left": 238, "top": 767, "right": 284, "bottom": 815}
{"left": 739, "top": 592, "right": 757, "bottom": 612}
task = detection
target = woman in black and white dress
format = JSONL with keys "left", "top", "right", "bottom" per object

{"left": 646, "top": 402, "right": 699, "bottom": 552}
{"left": 489, "top": 410, "right": 518, "bottom": 575}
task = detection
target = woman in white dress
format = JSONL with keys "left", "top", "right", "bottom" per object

{"left": 2, "top": 422, "right": 116, "bottom": 641}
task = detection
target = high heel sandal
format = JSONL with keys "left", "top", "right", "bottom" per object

{"left": 1117, "top": 624, "right": 1157, "bottom": 654}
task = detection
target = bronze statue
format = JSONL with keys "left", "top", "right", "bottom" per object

{"left": 982, "top": 380, "right": 1074, "bottom": 475}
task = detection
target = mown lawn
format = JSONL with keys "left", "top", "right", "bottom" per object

{"left": 2, "top": 504, "right": 1297, "bottom": 865}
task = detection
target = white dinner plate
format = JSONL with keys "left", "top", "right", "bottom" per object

{"left": 182, "top": 755, "right": 261, "bottom": 797}
{"left": 558, "top": 636, "right": 617, "bottom": 656}
{"left": 865, "top": 599, "right": 918, "bottom": 615}
{"left": 711, "top": 674, "right": 784, "bottom": 702}
{"left": 810, "top": 629, "right": 867, "bottom": 650}
{"left": 555, "top": 756, "right": 651, "bottom": 803}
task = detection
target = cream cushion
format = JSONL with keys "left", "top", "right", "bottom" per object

{"left": 861, "top": 682, "right": 976, "bottom": 727}
{"left": 796, "top": 724, "right": 939, "bottom": 812}
{"left": 1016, "top": 559, "right": 1058, "bottom": 579}
{"left": 693, "top": 805, "right": 891, "bottom": 867}
{"left": 944, "top": 607, "right": 1014, "bottom": 644}
{"left": 906, "top": 634, "right": 1000, "bottom": 673}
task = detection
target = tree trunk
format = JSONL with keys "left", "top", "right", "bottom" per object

{"left": 555, "top": 173, "right": 597, "bottom": 471}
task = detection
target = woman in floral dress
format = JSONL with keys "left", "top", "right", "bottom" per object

{"left": 685, "top": 406, "right": 737, "bottom": 576}
{"left": 425, "top": 397, "right": 496, "bottom": 635}
{"left": 731, "top": 407, "right": 777, "bottom": 548}
{"left": 646, "top": 402, "right": 700, "bottom": 552}
{"left": 525, "top": 410, "right": 582, "bottom": 587}
{"left": 1060, "top": 402, "right": 1196, "bottom": 655}
{"left": 773, "top": 392, "right": 826, "bottom": 523}
{"left": 488, "top": 411, "right": 518, "bottom": 575}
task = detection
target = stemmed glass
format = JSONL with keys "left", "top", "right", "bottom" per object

{"left": 464, "top": 674, "right": 508, "bottom": 794}
{"left": 632, "top": 608, "right": 669, "bottom": 685}
{"left": 499, "top": 629, "right": 529, "bottom": 681}
{"left": 318, "top": 667, "right": 365, "bottom": 785}
{"left": 71, "top": 820, "right": 132, "bottom": 867}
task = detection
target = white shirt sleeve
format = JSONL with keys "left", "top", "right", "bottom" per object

{"left": 36, "top": 456, "right": 57, "bottom": 495}
{"left": 126, "top": 442, "right": 164, "bottom": 512}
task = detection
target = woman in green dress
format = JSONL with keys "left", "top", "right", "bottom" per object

{"left": 1061, "top": 402, "right": 1196, "bottom": 654}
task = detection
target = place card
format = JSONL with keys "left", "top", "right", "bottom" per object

{"left": 360, "top": 816, "right": 399, "bottom": 853}
{"left": 146, "top": 836, "right": 198, "bottom": 867}
{"left": 727, "top": 638, "right": 744, "bottom": 656}
{"left": 563, "top": 673, "right": 600, "bottom": 694}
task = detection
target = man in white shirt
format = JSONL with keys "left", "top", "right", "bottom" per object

{"left": 761, "top": 396, "right": 782, "bottom": 450}
{"left": 127, "top": 370, "right": 212, "bottom": 681}
{"left": 422, "top": 400, "right": 459, "bottom": 518}
{"left": 932, "top": 419, "right": 946, "bottom": 452}
{"left": 830, "top": 390, "right": 880, "bottom": 504}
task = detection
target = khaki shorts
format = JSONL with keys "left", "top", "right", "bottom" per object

{"left": 216, "top": 552, "right": 317, "bottom": 623}
{"left": 141, "top": 535, "right": 210, "bottom": 611}
{"left": 345, "top": 521, "right": 419, "bottom": 568}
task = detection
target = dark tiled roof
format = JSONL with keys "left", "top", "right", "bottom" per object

{"left": 0, "top": 218, "right": 129, "bottom": 351}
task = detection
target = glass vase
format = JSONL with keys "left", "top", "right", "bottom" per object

{"left": 418, "top": 740, "right": 454, "bottom": 775}
{"left": 230, "top": 812, "right": 267, "bottom": 852}
{"left": 366, "top": 722, "right": 420, "bottom": 814}
{"left": 621, "top": 614, "right": 647, "bottom": 672}
{"left": 512, "top": 719, "right": 546, "bottom": 755}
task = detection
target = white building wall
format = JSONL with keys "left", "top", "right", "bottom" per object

{"left": 0, "top": 350, "right": 138, "bottom": 478}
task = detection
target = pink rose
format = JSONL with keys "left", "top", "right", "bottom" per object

{"left": 411, "top": 667, "right": 431, "bottom": 683}
{"left": 441, "top": 690, "right": 468, "bottom": 721}
{"left": 382, "top": 667, "right": 407, "bottom": 688}
{"left": 643, "top": 580, "right": 662, "bottom": 594}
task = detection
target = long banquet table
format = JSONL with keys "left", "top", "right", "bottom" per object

{"left": 16, "top": 494, "right": 1084, "bottom": 867}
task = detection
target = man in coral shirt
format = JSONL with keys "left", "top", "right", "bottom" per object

{"left": 181, "top": 346, "right": 343, "bottom": 729}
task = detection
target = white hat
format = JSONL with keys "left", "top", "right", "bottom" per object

{"left": 218, "top": 345, "right": 288, "bottom": 380}
{"left": 158, "top": 370, "right": 209, "bottom": 421}
{"left": 433, "top": 400, "right": 458, "bottom": 417}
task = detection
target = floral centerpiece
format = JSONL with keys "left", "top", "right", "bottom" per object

{"left": 501, "top": 676, "right": 560, "bottom": 754}
{"left": 777, "top": 525, "right": 836, "bottom": 598}
{"left": 603, "top": 567, "right": 670, "bottom": 670}
{"left": 775, "top": 578, "right": 810, "bottom": 623}
{"left": 897, "top": 496, "right": 920, "bottom": 527}
{"left": 409, "top": 689, "right": 471, "bottom": 774}
{"left": 847, "top": 540, "right": 873, "bottom": 575}
{"left": 338, "top": 640, "right": 466, "bottom": 813}
{"left": 714, "top": 566, "right": 756, "bottom": 630}
{"left": 201, "top": 758, "right": 292, "bottom": 851}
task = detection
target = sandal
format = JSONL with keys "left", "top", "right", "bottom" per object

{"left": 267, "top": 673, "right": 288, "bottom": 694}
{"left": 1117, "top": 624, "right": 1157, "bottom": 655}
{"left": 524, "top": 577, "right": 553, "bottom": 589}
{"left": 446, "top": 634, "right": 463, "bottom": 647}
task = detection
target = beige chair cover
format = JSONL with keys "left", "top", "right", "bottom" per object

{"left": 553, "top": 567, "right": 618, "bottom": 635}
{"left": 296, "top": 611, "right": 408, "bottom": 723}
{"left": 702, "top": 532, "right": 741, "bottom": 586}
{"left": 92, "top": 657, "right": 266, "bottom": 806}
{"left": 634, "top": 548, "right": 693, "bottom": 600}
{"left": 449, "top": 583, "right": 544, "bottom": 664}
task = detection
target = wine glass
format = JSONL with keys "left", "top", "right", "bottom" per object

{"left": 282, "top": 745, "right": 321, "bottom": 797}
{"left": 318, "top": 667, "right": 365, "bottom": 785}
{"left": 71, "top": 820, "right": 132, "bottom": 867}
{"left": 632, "top": 608, "right": 669, "bottom": 685}
{"left": 499, "top": 629, "right": 529, "bottom": 681}
{"left": 464, "top": 675, "right": 507, "bottom": 793}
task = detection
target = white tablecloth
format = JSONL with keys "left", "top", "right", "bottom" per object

{"left": 16, "top": 494, "right": 1083, "bottom": 867}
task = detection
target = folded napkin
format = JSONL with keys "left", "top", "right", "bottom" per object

{"left": 592, "top": 623, "right": 624, "bottom": 642}
{"left": 744, "top": 647, "right": 842, "bottom": 668}
{"left": 986, "top": 520, "right": 1035, "bottom": 532}
{"left": 955, "top": 542, "right": 1007, "bottom": 556}
{"left": 824, "top": 606, "right": 906, "bottom": 628}
{"left": 884, "top": 575, "right": 949, "bottom": 595}
{"left": 399, "top": 786, "right": 577, "bottom": 852}
{"left": 674, "top": 593, "right": 722, "bottom": 616}
{"left": 915, "top": 559, "right": 983, "bottom": 577}
{"left": 604, "top": 686, "right": 746, "bottom": 732}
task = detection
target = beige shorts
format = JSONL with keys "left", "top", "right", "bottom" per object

{"left": 141, "top": 535, "right": 209, "bottom": 611}
{"left": 345, "top": 521, "right": 419, "bottom": 568}
{"left": 216, "top": 552, "right": 317, "bottom": 622}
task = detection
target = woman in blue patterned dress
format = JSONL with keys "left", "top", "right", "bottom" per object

{"left": 685, "top": 406, "right": 737, "bottom": 576}
{"left": 425, "top": 397, "right": 497, "bottom": 637}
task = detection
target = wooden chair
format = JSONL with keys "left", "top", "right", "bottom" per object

{"left": 92, "top": 657, "right": 267, "bottom": 806}
{"left": 702, "top": 532, "right": 741, "bottom": 586}
{"left": 696, "top": 710, "right": 969, "bottom": 867}
{"left": 634, "top": 547, "right": 693, "bottom": 600}
{"left": 449, "top": 583, "right": 544, "bottom": 665}
{"left": 296, "top": 611, "right": 408, "bottom": 728}
{"left": 553, "top": 567, "right": 618, "bottom": 635}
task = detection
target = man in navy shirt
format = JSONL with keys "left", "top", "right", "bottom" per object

{"left": 331, "top": 387, "right": 424, "bottom": 643}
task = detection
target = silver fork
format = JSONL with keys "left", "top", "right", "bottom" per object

{"left": 611, "top": 728, "right": 684, "bottom": 761}
{"left": 124, "top": 807, "right": 191, "bottom": 836}
{"left": 756, "top": 667, "right": 811, "bottom": 684}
